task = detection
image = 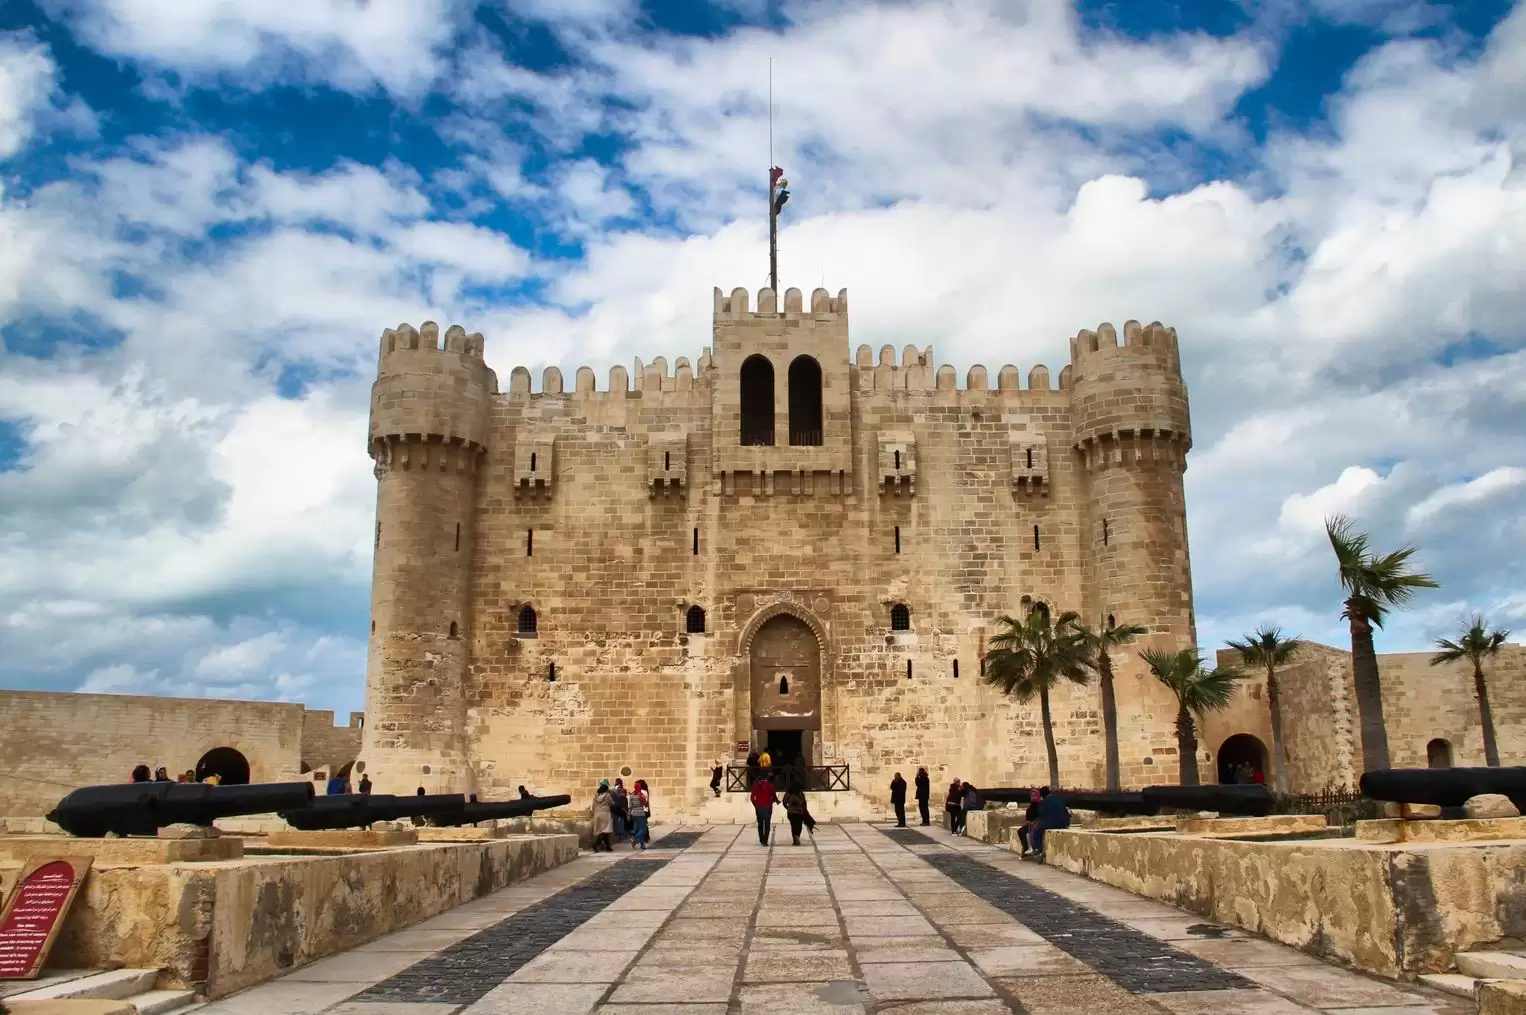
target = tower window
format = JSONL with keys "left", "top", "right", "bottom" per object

{"left": 455, "top": 522, "right": 461, "bottom": 552}
{"left": 692, "top": 527, "right": 699, "bottom": 555}
{"left": 527, "top": 528, "right": 534, "bottom": 556}
{"left": 530, "top": 452, "right": 537, "bottom": 472}
{"left": 371, "top": 620, "right": 375, "bottom": 633}
{"left": 448, "top": 621, "right": 458, "bottom": 639}
{"left": 1026, "top": 447, "right": 1033, "bottom": 469}
{"left": 1033, "top": 525, "right": 1040, "bottom": 551}
{"left": 894, "top": 450, "right": 901, "bottom": 471}
{"left": 375, "top": 522, "right": 381, "bottom": 549}
{"left": 890, "top": 604, "right": 911, "bottom": 631}
{"left": 517, "top": 605, "right": 538, "bottom": 635}
{"left": 664, "top": 451, "right": 671, "bottom": 470}
{"left": 779, "top": 676, "right": 789, "bottom": 695}
{"left": 740, "top": 354, "right": 775, "bottom": 446}
{"left": 686, "top": 605, "right": 707, "bottom": 634}
{"left": 907, "top": 659, "right": 913, "bottom": 680}
{"left": 894, "top": 526, "right": 901, "bottom": 554}
{"left": 547, "top": 661, "right": 556, "bottom": 682}
{"left": 1102, "top": 519, "right": 1109, "bottom": 546}
{"left": 1107, "top": 613, "right": 1116, "bottom": 630}
{"left": 787, "top": 355, "right": 823, "bottom": 446}
{"left": 953, "top": 659, "right": 959, "bottom": 679}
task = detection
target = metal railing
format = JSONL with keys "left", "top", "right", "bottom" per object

{"left": 727, "top": 764, "right": 850, "bottom": 793}
{"left": 789, "top": 430, "right": 823, "bottom": 446}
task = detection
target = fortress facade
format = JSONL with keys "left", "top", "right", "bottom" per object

{"left": 361, "top": 285, "right": 1197, "bottom": 812}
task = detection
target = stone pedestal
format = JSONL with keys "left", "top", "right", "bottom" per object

{"left": 1079, "top": 815, "right": 1176, "bottom": 831}
{"left": 416, "top": 826, "right": 507, "bottom": 841}
{"left": 1357, "top": 816, "right": 1526, "bottom": 844}
{"left": 1175, "top": 814, "right": 1327, "bottom": 836}
{"left": 0, "top": 834, "right": 243, "bottom": 864}
{"left": 263, "top": 829, "right": 419, "bottom": 849}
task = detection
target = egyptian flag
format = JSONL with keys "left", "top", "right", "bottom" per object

{"left": 771, "top": 166, "right": 790, "bottom": 215}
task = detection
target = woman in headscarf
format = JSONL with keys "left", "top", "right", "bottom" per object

{"left": 591, "top": 779, "right": 614, "bottom": 852}
{"left": 945, "top": 779, "right": 964, "bottom": 833}
{"left": 628, "top": 778, "right": 651, "bottom": 850}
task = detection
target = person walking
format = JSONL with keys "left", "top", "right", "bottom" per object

{"left": 591, "top": 780, "right": 615, "bottom": 852}
{"left": 783, "top": 778, "right": 810, "bottom": 845}
{"left": 612, "top": 779, "right": 630, "bottom": 841}
{"left": 945, "top": 779, "right": 964, "bottom": 833}
{"left": 750, "top": 769, "right": 778, "bottom": 846}
{"left": 914, "top": 767, "right": 931, "bottom": 826}
{"left": 710, "top": 760, "right": 724, "bottom": 798}
{"left": 890, "top": 772, "right": 908, "bottom": 827}
{"left": 628, "top": 779, "right": 651, "bottom": 849}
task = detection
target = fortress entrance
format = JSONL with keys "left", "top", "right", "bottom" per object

{"left": 750, "top": 613, "right": 822, "bottom": 767}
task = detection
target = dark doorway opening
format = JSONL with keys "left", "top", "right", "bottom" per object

{"left": 767, "top": 729, "right": 805, "bottom": 769}
{"left": 196, "top": 746, "right": 251, "bottom": 785}
{"left": 1216, "top": 733, "right": 1268, "bottom": 785}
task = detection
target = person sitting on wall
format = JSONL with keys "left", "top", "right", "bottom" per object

{"left": 326, "top": 771, "right": 348, "bottom": 795}
{"left": 518, "top": 785, "right": 532, "bottom": 799}
{"left": 1016, "top": 789, "right": 1042, "bottom": 855}
{"left": 1028, "top": 786, "right": 1071, "bottom": 860}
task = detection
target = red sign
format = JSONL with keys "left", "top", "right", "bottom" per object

{"left": 735, "top": 741, "right": 750, "bottom": 754}
{"left": 0, "top": 857, "right": 92, "bottom": 980}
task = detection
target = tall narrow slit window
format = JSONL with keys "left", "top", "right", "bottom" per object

{"left": 893, "top": 449, "right": 901, "bottom": 470}
{"left": 1033, "top": 525, "right": 1041, "bottom": 551}
{"left": 692, "top": 528, "right": 699, "bottom": 555}
{"left": 454, "top": 522, "right": 461, "bottom": 552}
{"left": 739, "top": 355, "right": 775, "bottom": 446}
{"left": 890, "top": 603, "right": 911, "bottom": 631}
{"left": 906, "top": 659, "right": 913, "bottom": 680}
{"left": 547, "top": 661, "right": 556, "bottom": 682}
{"left": 787, "top": 355, "right": 823, "bottom": 446}
{"left": 1025, "top": 447, "right": 1034, "bottom": 469}
{"left": 664, "top": 451, "right": 671, "bottom": 470}
{"left": 894, "top": 526, "right": 901, "bottom": 553}
{"left": 375, "top": 522, "right": 381, "bottom": 549}
{"left": 953, "top": 659, "right": 960, "bottom": 679}
{"left": 530, "top": 452, "right": 537, "bottom": 472}
{"left": 1102, "top": 518, "right": 1110, "bottom": 545}
{"left": 526, "top": 528, "right": 534, "bottom": 556}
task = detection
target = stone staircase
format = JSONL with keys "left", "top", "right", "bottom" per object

{"left": 0, "top": 968, "right": 198, "bottom": 1013}
{"left": 689, "top": 788, "right": 885, "bottom": 825}
{"left": 1419, "top": 949, "right": 1526, "bottom": 1004}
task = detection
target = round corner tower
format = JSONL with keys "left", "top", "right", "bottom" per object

{"left": 1068, "top": 320, "right": 1195, "bottom": 787}
{"left": 362, "top": 321, "right": 496, "bottom": 796}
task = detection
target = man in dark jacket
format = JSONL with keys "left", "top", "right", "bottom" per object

{"left": 889, "top": 772, "right": 908, "bottom": 827}
{"left": 1016, "top": 788, "right": 1041, "bottom": 854}
{"left": 1030, "top": 786, "right": 1071, "bottom": 858}
{"left": 914, "top": 768, "right": 931, "bottom": 826}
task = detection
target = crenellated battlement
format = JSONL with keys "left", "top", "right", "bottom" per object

{"left": 713, "top": 286, "right": 848, "bottom": 317}
{"left": 378, "top": 321, "right": 487, "bottom": 371}
{"left": 1068, "top": 321, "right": 1181, "bottom": 381}
{"left": 501, "top": 350, "right": 716, "bottom": 397}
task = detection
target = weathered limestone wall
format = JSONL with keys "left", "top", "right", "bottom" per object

{"left": 0, "top": 835, "right": 578, "bottom": 999}
{"left": 0, "top": 691, "right": 304, "bottom": 816}
{"left": 1047, "top": 828, "right": 1526, "bottom": 978}
{"left": 363, "top": 288, "right": 1202, "bottom": 813}
{"left": 1379, "top": 646, "right": 1526, "bottom": 768}
{"left": 299, "top": 709, "right": 365, "bottom": 773}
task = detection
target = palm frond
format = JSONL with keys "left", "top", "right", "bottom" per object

{"left": 1182, "top": 665, "right": 1246, "bottom": 715}
{"left": 1431, "top": 614, "right": 1512, "bottom": 668}
{"left": 1227, "top": 624, "right": 1304, "bottom": 669}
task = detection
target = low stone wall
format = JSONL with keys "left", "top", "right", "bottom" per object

{"left": 501, "top": 810, "right": 593, "bottom": 849}
{"left": 1046, "top": 828, "right": 1526, "bottom": 979}
{"left": 963, "top": 809, "right": 1027, "bottom": 845}
{"left": 0, "top": 834, "right": 578, "bottom": 999}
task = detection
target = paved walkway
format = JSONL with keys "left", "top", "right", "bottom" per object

{"left": 195, "top": 823, "right": 1471, "bottom": 1014}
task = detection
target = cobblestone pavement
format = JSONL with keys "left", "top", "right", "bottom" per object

{"left": 194, "top": 822, "right": 1473, "bottom": 1014}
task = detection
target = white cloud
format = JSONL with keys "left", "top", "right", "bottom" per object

{"left": 0, "top": 33, "right": 58, "bottom": 159}
{"left": 1407, "top": 467, "right": 1526, "bottom": 527}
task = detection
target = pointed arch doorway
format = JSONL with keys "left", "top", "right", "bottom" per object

{"left": 749, "top": 612, "right": 822, "bottom": 769}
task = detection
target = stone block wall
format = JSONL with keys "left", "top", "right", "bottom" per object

{"left": 299, "top": 709, "right": 365, "bottom": 773}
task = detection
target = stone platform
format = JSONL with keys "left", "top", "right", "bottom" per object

{"left": 183, "top": 823, "right": 1468, "bottom": 1014}
{"left": 0, "top": 834, "right": 244, "bottom": 863}
{"left": 416, "top": 826, "right": 507, "bottom": 841}
{"left": 1046, "top": 822, "right": 1526, "bottom": 979}
{"left": 0, "top": 833, "right": 578, "bottom": 999}
{"left": 263, "top": 828, "right": 418, "bottom": 849}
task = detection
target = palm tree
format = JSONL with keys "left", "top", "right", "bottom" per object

{"left": 1078, "top": 616, "right": 1149, "bottom": 791}
{"left": 1225, "top": 626, "right": 1304, "bottom": 793}
{"left": 1431, "top": 615, "right": 1511, "bottom": 767}
{"left": 1140, "top": 648, "right": 1245, "bottom": 786}
{"left": 1326, "top": 514, "right": 1439, "bottom": 773}
{"left": 983, "top": 608, "right": 1093, "bottom": 788}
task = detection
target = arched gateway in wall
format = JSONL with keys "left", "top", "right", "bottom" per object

{"left": 740, "top": 605, "right": 827, "bottom": 769}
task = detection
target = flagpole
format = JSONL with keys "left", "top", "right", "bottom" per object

{"left": 768, "top": 58, "right": 778, "bottom": 296}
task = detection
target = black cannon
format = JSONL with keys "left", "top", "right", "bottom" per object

{"left": 1141, "top": 784, "right": 1275, "bottom": 817}
{"left": 431, "top": 794, "right": 573, "bottom": 827}
{"left": 968, "top": 789, "right": 1158, "bottom": 815}
{"left": 279, "top": 793, "right": 466, "bottom": 830}
{"left": 46, "top": 781, "right": 316, "bottom": 838}
{"left": 1360, "top": 767, "right": 1526, "bottom": 811}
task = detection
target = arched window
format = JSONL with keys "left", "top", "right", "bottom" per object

{"left": 778, "top": 676, "right": 789, "bottom": 695}
{"left": 517, "top": 605, "right": 538, "bottom": 636}
{"left": 1032, "top": 601, "right": 1051, "bottom": 623}
{"left": 740, "top": 355, "right": 775, "bottom": 446}
{"left": 1427, "top": 738, "right": 1453, "bottom": 769}
{"left": 448, "top": 621, "right": 458, "bottom": 639}
{"left": 686, "top": 605, "right": 707, "bottom": 634}
{"left": 890, "top": 604, "right": 911, "bottom": 631}
{"left": 788, "top": 355, "right": 823, "bottom": 446}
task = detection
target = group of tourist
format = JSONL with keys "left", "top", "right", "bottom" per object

{"left": 130, "top": 764, "right": 209, "bottom": 785}
{"left": 744, "top": 751, "right": 817, "bottom": 846}
{"left": 591, "top": 777, "right": 651, "bottom": 851}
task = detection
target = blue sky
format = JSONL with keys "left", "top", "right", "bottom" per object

{"left": 1, "top": 0, "right": 1523, "bottom": 716}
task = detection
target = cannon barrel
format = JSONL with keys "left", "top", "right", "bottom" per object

{"left": 46, "top": 781, "right": 316, "bottom": 838}
{"left": 1360, "top": 767, "right": 1526, "bottom": 810}
{"left": 279, "top": 793, "right": 466, "bottom": 830}
{"left": 970, "top": 788, "right": 1040, "bottom": 805}
{"left": 1057, "top": 791, "right": 1158, "bottom": 815}
{"left": 432, "top": 794, "right": 574, "bottom": 827}
{"left": 1140, "top": 784, "right": 1274, "bottom": 816}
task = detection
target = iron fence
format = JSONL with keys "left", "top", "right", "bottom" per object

{"left": 726, "top": 763, "right": 850, "bottom": 793}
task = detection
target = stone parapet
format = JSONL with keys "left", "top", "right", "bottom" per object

{"left": 263, "top": 828, "right": 418, "bottom": 849}
{"left": 0, "top": 833, "right": 578, "bottom": 999}
{"left": 1358, "top": 816, "right": 1526, "bottom": 844}
{"left": 0, "top": 835, "right": 242, "bottom": 864}
{"left": 1175, "top": 815, "right": 1327, "bottom": 837}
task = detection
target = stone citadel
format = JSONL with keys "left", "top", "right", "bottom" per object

{"left": 361, "top": 284, "right": 1197, "bottom": 814}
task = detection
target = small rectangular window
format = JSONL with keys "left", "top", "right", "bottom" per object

{"left": 1025, "top": 447, "right": 1033, "bottom": 469}
{"left": 527, "top": 528, "right": 534, "bottom": 557}
{"left": 894, "top": 449, "right": 901, "bottom": 471}
{"left": 953, "top": 659, "right": 959, "bottom": 679}
{"left": 1033, "top": 525, "right": 1041, "bottom": 551}
{"left": 547, "top": 661, "right": 556, "bottom": 682}
{"left": 530, "top": 452, "right": 537, "bottom": 472}
{"left": 692, "top": 527, "right": 699, "bottom": 555}
{"left": 906, "top": 659, "right": 913, "bottom": 680}
{"left": 894, "top": 526, "right": 901, "bottom": 554}
{"left": 1103, "top": 518, "right": 1110, "bottom": 546}
{"left": 375, "top": 522, "right": 381, "bottom": 549}
{"left": 665, "top": 451, "right": 671, "bottom": 471}
{"left": 454, "top": 522, "right": 461, "bottom": 552}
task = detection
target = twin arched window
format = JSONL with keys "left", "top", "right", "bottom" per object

{"left": 740, "top": 354, "right": 822, "bottom": 446}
